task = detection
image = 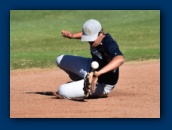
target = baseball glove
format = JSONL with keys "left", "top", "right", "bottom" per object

{"left": 83, "top": 72, "right": 98, "bottom": 97}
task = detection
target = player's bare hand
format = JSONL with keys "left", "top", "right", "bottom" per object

{"left": 61, "top": 30, "right": 73, "bottom": 39}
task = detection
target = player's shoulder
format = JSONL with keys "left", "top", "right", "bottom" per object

{"left": 103, "top": 33, "right": 116, "bottom": 42}
{"left": 102, "top": 33, "right": 117, "bottom": 45}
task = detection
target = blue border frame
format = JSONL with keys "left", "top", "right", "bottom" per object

{"left": 1, "top": 0, "right": 171, "bottom": 130}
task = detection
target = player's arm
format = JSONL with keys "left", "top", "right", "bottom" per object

{"left": 61, "top": 30, "right": 82, "bottom": 39}
{"left": 96, "top": 55, "right": 124, "bottom": 77}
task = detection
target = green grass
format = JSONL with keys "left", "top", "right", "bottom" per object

{"left": 10, "top": 10, "right": 160, "bottom": 69}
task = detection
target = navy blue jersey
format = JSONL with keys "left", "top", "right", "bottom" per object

{"left": 90, "top": 33, "right": 123, "bottom": 85}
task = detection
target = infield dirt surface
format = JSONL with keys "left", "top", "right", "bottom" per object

{"left": 10, "top": 60, "right": 160, "bottom": 118}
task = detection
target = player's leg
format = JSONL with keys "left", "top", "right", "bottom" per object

{"left": 57, "top": 80, "right": 85, "bottom": 99}
{"left": 56, "top": 55, "right": 92, "bottom": 80}
{"left": 89, "top": 83, "right": 115, "bottom": 98}
{"left": 57, "top": 79, "right": 115, "bottom": 99}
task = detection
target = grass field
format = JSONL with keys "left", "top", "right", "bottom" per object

{"left": 10, "top": 10, "right": 160, "bottom": 69}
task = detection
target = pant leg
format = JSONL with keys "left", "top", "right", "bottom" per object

{"left": 56, "top": 55, "right": 92, "bottom": 79}
{"left": 57, "top": 79, "right": 115, "bottom": 99}
{"left": 90, "top": 83, "right": 115, "bottom": 98}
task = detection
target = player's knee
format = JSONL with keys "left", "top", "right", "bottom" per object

{"left": 56, "top": 55, "right": 64, "bottom": 67}
{"left": 57, "top": 85, "right": 70, "bottom": 99}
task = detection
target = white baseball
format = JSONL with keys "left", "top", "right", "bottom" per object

{"left": 91, "top": 61, "right": 99, "bottom": 69}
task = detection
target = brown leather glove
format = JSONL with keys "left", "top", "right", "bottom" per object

{"left": 83, "top": 72, "right": 98, "bottom": 97}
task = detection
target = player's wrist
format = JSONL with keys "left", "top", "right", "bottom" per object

{"left": 95, "top": 71, "right": 101, "bottom": 77}
{"left": 72, "top": 32, "right": 82, "bottom": 39}
{"left": 70, "top": 33, "right": 74, "bottom": 39}
{"left": 98, "top": 69, "right": 107, "bottom": 76}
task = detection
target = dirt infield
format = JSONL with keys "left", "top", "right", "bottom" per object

{"left": 10, "top": 60, "right": 160, "bottom": 118}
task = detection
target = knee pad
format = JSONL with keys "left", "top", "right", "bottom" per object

{"left": 57, "top": 85, "right": 70, "bottom": 99}
{"left": 56, "top": 55, "right": 64, "bottom": 67}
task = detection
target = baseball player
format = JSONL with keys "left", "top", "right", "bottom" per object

{"left": 56, "top": 19, "right": 124, "bottom": 100}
